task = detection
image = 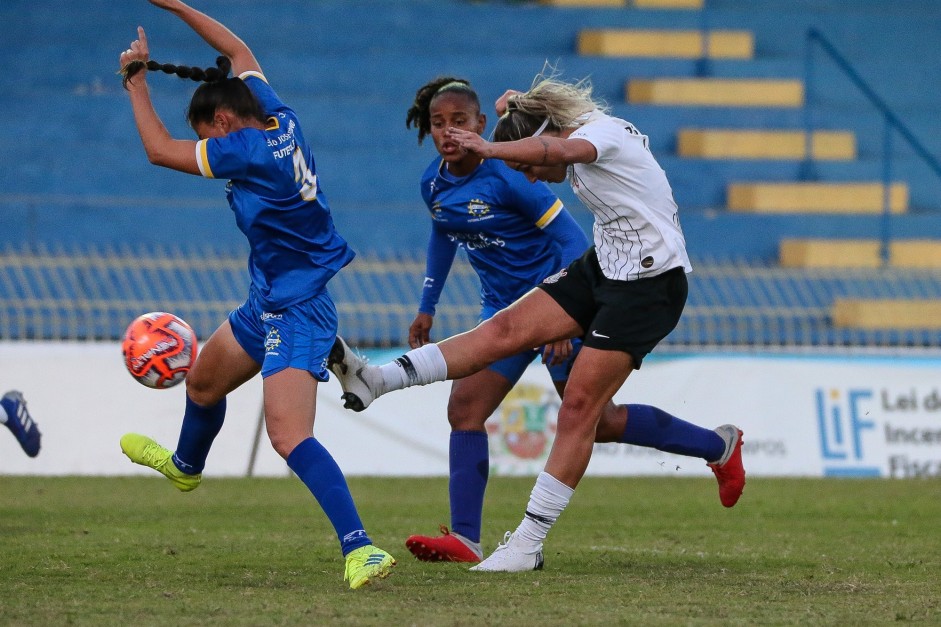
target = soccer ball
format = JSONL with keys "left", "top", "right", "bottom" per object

{"left": 122, "top": 312, "right": 199, "bottom": 389}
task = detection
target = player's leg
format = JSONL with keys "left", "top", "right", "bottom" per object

{"left": 406, "top": 356, "right": 525, "bottom": 563}
{"left": 329, "top": 288, "right": 582, "bottom": 410}
{"left": 548, "top": 343, "right": 734, "bottom": 475}
{"left": 120, "top": 317, "right": 259, "bottom": 491}
{"left": 264, "top": 293, "right": 394, "bottom": 589}
{"left": 473, "top": 346, "right": 633, "bottom": 572}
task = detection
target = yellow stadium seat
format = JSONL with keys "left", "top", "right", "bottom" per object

{"left": 627, "top": 79, "right": 804, "bottom": 107}
{"left": 889, "top": 240, "right": 941, "bottom": 268}
{"left": 578, "top": 29, "right": 753, "bottom": 58}
{"left": 539, "top": 0, "right": 702, "bottom": 6}
{"left": 780, "top": 239, "right": 941, "bottom": 268}
{"left": 779, "top": 239, "right": 882, "bottom": 268}
{"left": 539, "top": 0, "right": 626, "bottom": 6}
{"left": 727, "top": 182, "right": 908, "bottom": 213}
{"left": 831, "top": 299, "right": 941, "bottom": 330}
{"left": 678, "top": 129, "right": 855, "bottom": 160}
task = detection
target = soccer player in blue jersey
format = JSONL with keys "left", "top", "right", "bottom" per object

{"left": 330, "top": 73, "right": 746, "bottom": 573}
{"left": 392, "top": 77, "right": 741, "bottom": 565}
{"left": 116, "top": 0, "right": 393, "bottom": 589}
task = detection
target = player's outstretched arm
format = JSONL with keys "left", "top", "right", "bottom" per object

{"left": 120, "top": 26, "right": 200, "bottom": 174}
{"left": 148, "top": 0, "right": 261, "bottom": 77}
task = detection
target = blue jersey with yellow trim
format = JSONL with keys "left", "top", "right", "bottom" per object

{"left": 195, "top": 72, "right": 354, "bottom": 310}
{"left": 420, "top": 158, "right": 567, "bottom": 311}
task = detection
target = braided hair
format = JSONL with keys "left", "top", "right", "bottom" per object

{"left": 121, "top": 55, "right": 267, "bottom": 130}
{"left": 121, "top": 55, "right": 231, "bottom": 89}
{"left": 405, "top": 76, "right": 480, "bottom": 145}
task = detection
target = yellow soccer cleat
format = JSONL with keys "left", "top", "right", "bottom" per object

{"left": 343, "top": 545, "right": 396, "bottom": 590}
{"left": 120, "top": 433, "right": 201, "bottom": 492}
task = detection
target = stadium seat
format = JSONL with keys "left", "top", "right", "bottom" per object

{"left": 540, "top": 0, "right": 703, "bottom": 6}
{"left": 627, "top": 79, "right": 804, "bottom": 107}
{"left": 677, "top": 129, "right": 855, "bottom": 160}
{"left": 538, "top": 0, "right": 626, "bottom": 6}
{"left": 578, "top": 29, "right": 753, "bottom": 59}
{"left": 831, "top": 299, "right": 941, "bottom": 330}
{"left": 779, "top": 239, "right": 882, "bottom": 268}
{"left": 889, "top": 240, "right": 941, "bottom": 268}
{"left": 781, "top": 238, "right": 941, "bottom": 268}
{"left": 727, "top": 182, "right": 908, "bottom": 214}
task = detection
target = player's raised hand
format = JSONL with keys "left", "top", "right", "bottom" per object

{"left": 119, "top": 26, "right": 150, "bottom": 88}
{"left": 120, "top": 26, "right": 150, "bottom": 66}
{"left": 495, "top": 89, "right": 523, "bottom": 116}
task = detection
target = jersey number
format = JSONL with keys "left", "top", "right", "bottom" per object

{"left": 293, "top": 148, "right": 318, "bottom": 201}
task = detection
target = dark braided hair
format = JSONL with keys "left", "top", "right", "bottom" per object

{"left": 121, "top": 55, "right": 231, "bottom": 89}
{"left": 121, "top": 55, "right": 267, "bottom": 131}
{"left": 405, "top": 77, "right": 480, "bottom": 145}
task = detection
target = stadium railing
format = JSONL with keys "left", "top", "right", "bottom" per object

{"left": 2, "top": 244, "right": 940, "bottom": 350}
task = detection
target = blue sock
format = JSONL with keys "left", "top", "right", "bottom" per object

{"left": 287, "top": 437, "right": 371, "bottom": 556}
{"left": 172, "top": 395, "right": 226, "bottom": 474}
{"left": 621, "top": 404, "right": 725, "bottom": 462}
{"left": 449, "top": 430, "right": 489, "bottom": 543}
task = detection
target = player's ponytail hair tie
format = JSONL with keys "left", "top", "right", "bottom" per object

{"left": 120, "top": 55, "right": 232, "bottom": 90}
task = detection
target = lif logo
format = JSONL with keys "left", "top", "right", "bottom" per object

{"left": 815, "top": 388, "right": 880, "bottom": 477}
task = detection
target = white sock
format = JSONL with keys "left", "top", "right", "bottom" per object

{"left": 514, "top": 471, "right": 574, "bottom": 546}
{"left": 378, "top": 343, "right": 448, "bottom": 392}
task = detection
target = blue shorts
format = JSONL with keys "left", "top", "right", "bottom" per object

{"left": 228, "top": 290, "right": 338, "bottom": 380}
{"left": 480, "top": 304, "right": 581, "bottom": 386}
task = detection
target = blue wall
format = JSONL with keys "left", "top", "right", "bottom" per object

{"left": 1, "top": 0, "right": 940, "bottom": 261}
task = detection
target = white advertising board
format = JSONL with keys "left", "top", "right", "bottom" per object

{"left": 1, "top": 343, "right": 939, "bottom": 479}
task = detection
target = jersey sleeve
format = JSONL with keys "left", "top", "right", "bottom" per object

{"left": 195, "top": 131, "right": 254, "bottom": 180}
{"left": 570, "top": 119, "right": 623, "bottom": 165}
{"left": 541, "top": 208, "right": 589, "bottom": 266}
{"left": 418, "top": 222, "right": 458, "bottom": 316}
{"left": 502, "top": 167, "right": 565, "bottom": 229}
{"left": 239, "top": 72, "right": 289, "bottom": 115}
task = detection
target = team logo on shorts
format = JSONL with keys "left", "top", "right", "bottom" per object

{"left": 542, "top": 268, "right": 567, "bottom": 284}
{"left": 264, "top": 328, "right": 282, "bottom": 354}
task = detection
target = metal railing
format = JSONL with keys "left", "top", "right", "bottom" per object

{"left": 1, "top": 245, "right": 940, "bottom": 349}
{"left": 803, "top": 28, "right": 941, "bottom": 262}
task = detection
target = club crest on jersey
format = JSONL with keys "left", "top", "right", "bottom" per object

{"left": 467, "top": 199, "right": 491, "bottom": 218}
{"left": 542, "top": 268, "right": 568, "bottom": 284}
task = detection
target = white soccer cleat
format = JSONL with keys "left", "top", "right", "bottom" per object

{"left": 470, "top": 531, "right": 544, "bottom": 573}
{"left": 327, "top": 336, "right": 382, "bottom": 412}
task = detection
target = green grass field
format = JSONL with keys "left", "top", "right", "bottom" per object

{"left": 2, "top": 476, "right": 939, "bottom": 626}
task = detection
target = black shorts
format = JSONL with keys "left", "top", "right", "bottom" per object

{"left": 538, "top": 247, "right": 687, "bottom": 368}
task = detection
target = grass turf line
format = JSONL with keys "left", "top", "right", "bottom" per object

{"left": 1, "top": 476, "right": 939, "bottom": 626}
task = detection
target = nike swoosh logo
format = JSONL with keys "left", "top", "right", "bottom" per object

{"left": 591, "top": 330, "right": 610, "bottom": 338}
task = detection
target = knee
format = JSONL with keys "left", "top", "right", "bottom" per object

{"left": 266, "top": 429, "right": 300, "bottom": 460}
{"left": 594, "top": 403, "right": 626, "bottom": 443}
{"left": 184, "top": 369, "right": 220, "bottom": 407}
{"left": 556, "top": 393, "right": 602, "bottom": 438}
{"left": 446, "top": 398, "right": 488, "bottom": 431}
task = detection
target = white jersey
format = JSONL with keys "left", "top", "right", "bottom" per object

{"left": 568, "top": 111, "right": 692, "bottom": 281}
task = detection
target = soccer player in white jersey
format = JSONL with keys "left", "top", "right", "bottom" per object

{"left": 329, "top": 73, "right": 746, "bottom": 572}
{"left": 116, "top": 0, "right": 393, "bottom": 589}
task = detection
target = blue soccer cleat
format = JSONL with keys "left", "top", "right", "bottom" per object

{"left": 1, "top": 390, "right": 41, "bottom": 458}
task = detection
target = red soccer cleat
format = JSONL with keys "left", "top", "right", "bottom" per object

{"left": 708, "top": 425, "right": 745, "bottom": 508}
{"left": 405, "top": 526, "right": 482, "bottom": 563}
